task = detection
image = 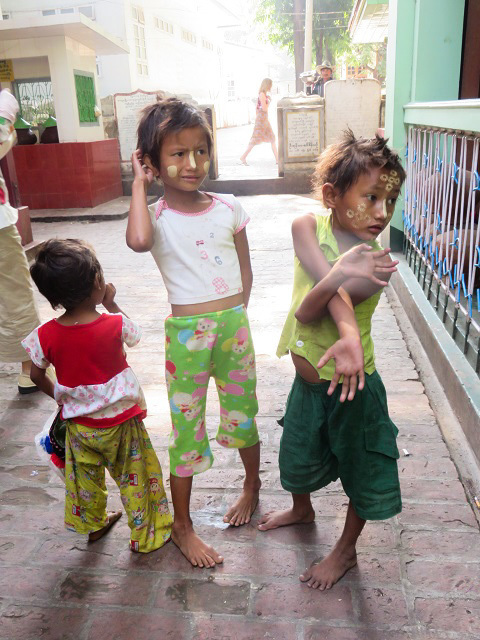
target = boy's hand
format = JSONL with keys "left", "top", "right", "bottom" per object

{"left": 102, "top": 283, "right": 117, "bottom": 309}
{"left": 317, "top": 335, "right": 365, "bottom": 402}
{"left": 131, "top": 149, "right": 154, "bottom": 188}
{"left": 335, "top": 245, "right": 398, "bottom": 287}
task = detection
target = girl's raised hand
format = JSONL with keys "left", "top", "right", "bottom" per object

{"left": 102, "top": 283, "right": 116, "bottom": 308}
{"left": 131, "top": 149, "right": 154, "bottom": 187}
{"left": 335, "top": 245, "right": 398, "bottom": 287}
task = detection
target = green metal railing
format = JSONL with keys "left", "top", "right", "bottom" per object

{"left": 13, "top": 78, "right": 55, "bottom": 126}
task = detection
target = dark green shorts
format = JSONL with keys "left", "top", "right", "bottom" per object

{"left": 279, "top": 370, "right": 402, "bottom": 521}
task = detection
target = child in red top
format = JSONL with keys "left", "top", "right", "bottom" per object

{"left": 22, "top": 239, "right": 172, "bottom": 551}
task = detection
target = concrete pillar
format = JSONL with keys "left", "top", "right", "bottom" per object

{"left": 304, "top": 0, "right": 313, "bottom": 72}
{"left": 47, "top": 37, "right": 79, "bottom": 142}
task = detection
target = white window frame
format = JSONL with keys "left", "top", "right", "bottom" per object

{"left": 154, "top": 16, "right": 174, "bottom": 34}
{"left": 132, "top": 5, "right": 148, "bottom": 76}
{"left": 181, "top": 29, "right": 196, "bottom": 45}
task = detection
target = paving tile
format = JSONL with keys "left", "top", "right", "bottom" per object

{"left": 406, "top": 559, "right": 480, "bottom": 596}
{"left": 88, "top": 610, "right": 191, "bottom": 640}
{"left": 355, "top": 587, "right": 410, "bottom": 627}
{"left": 214, "top": 542, "right": 299, "bottom": 578}
{"left": 397, "top": 455, "right": 459, "bottom": 479}
{"left": 58, "top": 571, "right": 156, "bottom": 606}
{"left": 400, "top": 530, "right": 480, "bottom": 558}
{"left": 415, "top": 597, "right": 480, "bottom": 634}
{"left": 0, "top": 506, "right": 66, "bottom": 535}
{"left": 153, "top": 577, "right": 251, "bottom": 615}
{"left": 304, "top": 627, "right": 418, "bottom": 640}
{"left": 0, "top": 567, "right": 65, "bottom": 601}
{"left": 399, "top": 502, "right": 478, "bottom": 529}
{"left": 252, "top": 582, "right": 354, "bottom": 621}
{"left": 193, "top": 616, "right": 297, "bottom": 640}
{"left": 401, "top": 480, "right": 467, "bottom": 502}
{"left": 0, "top": 534, "right": 37, "bottom": 564}
{"left": 0, "top": 604, "right": 90, "bottom": 640}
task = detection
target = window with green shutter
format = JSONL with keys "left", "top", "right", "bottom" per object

{"left": 74, "top": 72, "right": 96, "bottom": 123}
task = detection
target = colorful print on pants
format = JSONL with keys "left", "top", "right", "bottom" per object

{"left": 64, "top": 416, "right": 172, "bottom": 553}
{"left": 165, "top": 305, "right": 259, "bottom": 478}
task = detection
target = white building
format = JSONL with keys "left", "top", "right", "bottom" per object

{"left": 1, "top": 0, "right": 294, "bottom": 127}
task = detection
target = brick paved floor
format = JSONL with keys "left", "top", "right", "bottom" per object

{"left": 1, "top": 194, "right": 479, "bottom": 640}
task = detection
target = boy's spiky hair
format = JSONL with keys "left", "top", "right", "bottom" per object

{"left": 312, "top": 130, "right": 406, "bottom": 201}
{"left": 136, "top": 97, "right": 213, "bottom": 170}
{"left": 30, "top": 239, "right": 102, "bottom": 311}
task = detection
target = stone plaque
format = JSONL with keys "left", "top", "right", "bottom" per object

{"left": 114, "top": 89, "right": 159, "bottom": 161}
{"left": 285, "top": 110, "right": 321, "bottom": 159}
{"left": 324, "top": 79, "right": 381, "bottom": 146}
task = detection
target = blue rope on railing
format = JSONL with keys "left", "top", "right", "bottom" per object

{"left": 452, "top": 162, "right": 459, "bottom": 184}
{"left": 436, "top": 157, "right": 443, "bottom": 173}
{"left": 473, "top": 171, "right": 480, "bottom": 192}
{"left": 449, "top": 228, "right": 459, "bottom": 247}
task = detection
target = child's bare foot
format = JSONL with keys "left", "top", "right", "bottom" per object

{"left": 299, "top": 545, "right": 357, "bottom": 590}
{"left": 172, "top": 522, "right": 224, "bottom": 568}
{"left": 88, "top": 510, "right": 122, "bottom": 542}
{"left": 258, "top": 505, "right": 315, "bottom": 531}
{"left": 223, "top": 483, "right": 260, "bottom": 526}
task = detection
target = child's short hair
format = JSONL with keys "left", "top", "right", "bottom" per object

{"left": 30, "top": 239, "right": 102, "bottom": 311}
{"left": 313, "top": 130, "right": 406, "bottom": 201}
{"left": 137, "top": 97, "right": 213, "bottom": 171}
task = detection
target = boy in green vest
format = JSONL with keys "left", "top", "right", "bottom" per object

{"left": 259, "top": 131, "right": 406, "bottom": 590}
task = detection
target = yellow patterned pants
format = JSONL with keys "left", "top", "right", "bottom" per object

{"left": 64, "top": 416, "right": 172, "bottom": 553}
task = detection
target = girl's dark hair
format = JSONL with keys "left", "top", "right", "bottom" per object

{"left": 312, "top": 130, "right": 406, "bottom": 201}
{"left": 137, "top": 97, "right": 213, "bottom": 170}
{"left": 30, "top": 239, "right": 102, "bottom": 311}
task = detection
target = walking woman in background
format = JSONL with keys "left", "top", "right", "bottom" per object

{"left": 239, "top": 78, "right": 278, "bottom": 166}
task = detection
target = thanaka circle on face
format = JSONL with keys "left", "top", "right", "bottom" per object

{"left": 167, "top": 165, "right": 178, "bottom": 178}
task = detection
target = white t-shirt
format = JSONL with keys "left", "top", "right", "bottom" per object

{"left": 148, "top": 193, "right": 250, "bottom": 305}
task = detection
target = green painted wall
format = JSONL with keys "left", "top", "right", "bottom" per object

{"left": 385, "top": 0, "right": 466, "bottom": 240}
{"left": 411, "top": 0, "right": 464, "bottom": 103}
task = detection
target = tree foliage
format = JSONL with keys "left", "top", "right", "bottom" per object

{"left": 343, "top": 42, "right": 387, "bottom": 83}
{"left": 255, "top": 0, "right": 355, "bottom": 89}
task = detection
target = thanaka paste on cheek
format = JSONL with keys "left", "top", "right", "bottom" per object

{"left": 167, "top": 165, "right": 178, "bottom": 178}
{"left": 203, "top": 160, "right": 210, "bottom": 173}
{"left": 351, "top": 202, "right": 372, "bottom": 228}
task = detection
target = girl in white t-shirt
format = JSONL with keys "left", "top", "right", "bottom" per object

{"left": 126, "top": 97, "right": 260, "bottom": 570}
